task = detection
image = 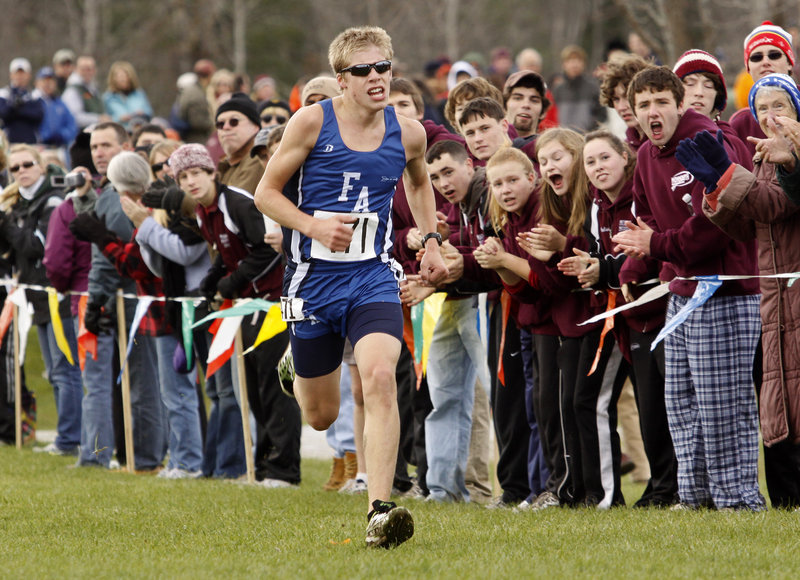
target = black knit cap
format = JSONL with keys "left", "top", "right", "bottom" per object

{"left": 215, "top": 92, "right": 261, "bottom": 127}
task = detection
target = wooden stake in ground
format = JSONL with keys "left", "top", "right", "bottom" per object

{"left": 13, "top": 303, "right": 21, "bottom": 450}
{"left": 234, "top": 328, "right": 255, "bottom": 484}
{"left": 116, "top": 291, "right": 135, "bottom": 473}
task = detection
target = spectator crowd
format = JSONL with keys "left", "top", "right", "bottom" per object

{"left": 1, "top": 20, "right": 799, "bottom": 512}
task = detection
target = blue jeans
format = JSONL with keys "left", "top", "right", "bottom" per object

{"left": 425, "top": 298, "right": 489, "bottom": 502}
{"left": 155, "top": 334, "right": 203, "bottom": 473}
{"left": 79, "top": 330, "right": 166, "bottom": 469}
{"left": 194, "top": 327, "right": 246, "bottom": 478}
{"left": 325, "top": 363, "right": 356, "bottom": 457}
{"left": 37, "top": 320, "right": 83, "bottom": 451}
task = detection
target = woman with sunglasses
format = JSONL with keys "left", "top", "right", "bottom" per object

{"left": 148, "top": 140, "right": 180, "bottom": 182}
{"left": 729, "top": 21, "right": 796, "bottom": 157}
{"left": 0, "top": 134, "right": 36, "bottom": 447}
{"left": 0, "top": 145, "right": 84, "bottom": 456}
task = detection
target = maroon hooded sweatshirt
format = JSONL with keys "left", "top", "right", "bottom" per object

{"left": 391, "top": 120, "right": 457, "bottom": 273}
{"left": 500, "top": 191, "right": 558, "bottom": 335}
{"left": 619, "top": 108, "right": 759, "bottom": 298}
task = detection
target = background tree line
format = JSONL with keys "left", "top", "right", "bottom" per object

{"left": 0, "top": 0, "right": 797, "bottom": 115}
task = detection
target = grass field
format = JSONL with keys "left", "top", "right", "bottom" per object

{"left": 2, "top": 449, "right": 800, "bottom": 579}
{"left": 5, "top": 332, "right": 800, "bottom": 579}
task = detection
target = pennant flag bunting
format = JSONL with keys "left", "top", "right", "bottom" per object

{"left": 117, "top": 297, "right": 153, "bottom": 384}
{"left": 242, "top": 304, "right": 286, "bottom": 354}
{"left": 47, "top": 288, "right": 75, "bottom": 366}
{"left": 181, "top": 301, "right": 195, "bottom": 371}
{"left": 650, "top": 277, "right": 722, "bottom": 351}
{"left": 206, "top": 315, "right": 243, "bottom": 378}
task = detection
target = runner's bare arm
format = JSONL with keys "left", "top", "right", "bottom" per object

{"left": 254, "top": 105, "right": 355, "bottom": 251}
{"left": 400, "top": 118, "right": 448, "bottom": 285}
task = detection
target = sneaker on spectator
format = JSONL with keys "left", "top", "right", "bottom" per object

{"left": 393, "top": 482, "right": 424, "bottom": 500}
{"left": 485, "top": 496, "right": 512, "bottom": 510}
{"left": 165, "top": 468, "right": 203, "bottom": 480}
{"left": 365, "top": 500, "right": 414, "bottom": 549}
{"left": 339, "top": 478, "right": 367, "bottom": 495}
{"left": 33, "top": 442, "right": 79, "bottom": 456}
{"left": 526, "top": 491, "right": 560, "bottom": 512}
{"left": 514, "top": 499, "right": 532, "bottom": 512}
{"left": 670, "top": 502, "right": 698, "bottom": 512}
{"left": 258, "top": 478, "right": 298, "bottom": 489}
{"left": 157, "top": 467, "right": 175, "bottom": 479}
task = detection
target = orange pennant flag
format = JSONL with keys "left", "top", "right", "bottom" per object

{"left": 587, "top": 290, "right": 617, "bottom": 376}
{"left": 76, "top": 294, "right": 97, "bottom": 369}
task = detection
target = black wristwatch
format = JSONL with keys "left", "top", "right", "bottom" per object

{"left": 421, "top": 232, "right": 443, "bottom": 246}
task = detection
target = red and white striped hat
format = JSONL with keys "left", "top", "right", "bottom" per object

{"left": 673, "top": 49, "right": 727, "bottom": 113}
{"left": 744, "top": 21, "right": 795, "bottom": 70}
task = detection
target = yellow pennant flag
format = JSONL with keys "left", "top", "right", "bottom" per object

{"left": 242, "top": 304, "right": 287, "bottom": 355}
{"left": 47, "top": 288, "right": 75, "bottom": 366}
{"left": 421, "top": 293, "right": 446, "bottom": 375}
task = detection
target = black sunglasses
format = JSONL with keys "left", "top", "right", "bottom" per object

{"left": 749, "top": 50, "right": 785, "bottom": 63}
{"left": 215, "top": 117, "right": 242, "bottom": 130}
{"left": 261, "top": 114, "right": 287, "bottom": 124}
{"left": 151, "top": 162, "right": 165, "bottom": 173}
{"left": 339, "top": 60, "right": 392, "bottom": 77}
{"left": 9, "top": 161, "right": 37, "bottom": 173}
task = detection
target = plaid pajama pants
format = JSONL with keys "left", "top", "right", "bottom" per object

{"left": 664, "top": 293, "right": 765, "bottom": 510}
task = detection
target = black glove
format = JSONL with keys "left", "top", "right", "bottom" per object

{"left": 199, "top": 264, "right": 226, "bottom": 304}
{"left": 216, "top": 271, "right": 246, "bottom": 300}
{"left": 84, "top": 294, "right": 113, "bottom": 335}
{"left": 676, "top": 139, "right": 720, "bottom": 191}
{"left": 141, "top": 178, "right": 185, "bottom": 214}
{"left": 69, "top": 212, "right": 117, "bottom": 247}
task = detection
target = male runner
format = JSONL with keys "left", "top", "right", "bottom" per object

{"left": 254, "top": 26, "right": 447, "bottom": 548}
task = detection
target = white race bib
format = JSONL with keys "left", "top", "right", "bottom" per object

{"left": 280, "top": 296, "right": 305, "bottom": 322}
{"left": 309, "top": 210, "right": 378, "bottom": 262}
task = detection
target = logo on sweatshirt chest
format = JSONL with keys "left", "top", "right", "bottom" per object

{"left": 671, "top": 170, "right": 694, "bottom": 191}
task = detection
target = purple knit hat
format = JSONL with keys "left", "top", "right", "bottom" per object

{"left": 168, "top": 144, "right": 215, "bottom": 178}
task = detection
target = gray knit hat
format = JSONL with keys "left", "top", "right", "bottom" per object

{"left": 169, "top": 144, "right": 215, "bottom": 178}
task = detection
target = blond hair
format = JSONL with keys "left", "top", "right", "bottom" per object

{"left": 485, "top": 148, "right": 536, "bottom": 231}
{"left": 149, "top": 140, "right": 181, "bottom": 165}
{"left": 107, "top": 61, "right": 141, "bottom": 93}
{"left": 535, "top": 128, "right": 589, "bottom": 237}
{"left": 328, "top": 26, "right": 393, "bottom": 75}
{"left": 1, "top": 145, "right": 44, "bottom": 211}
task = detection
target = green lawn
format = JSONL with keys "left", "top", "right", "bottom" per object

{"left": 7, "top": 331, "right": 800, "bottom": 579}
{"left": 1, "top": 450, "right": 799, "bottom": 579}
